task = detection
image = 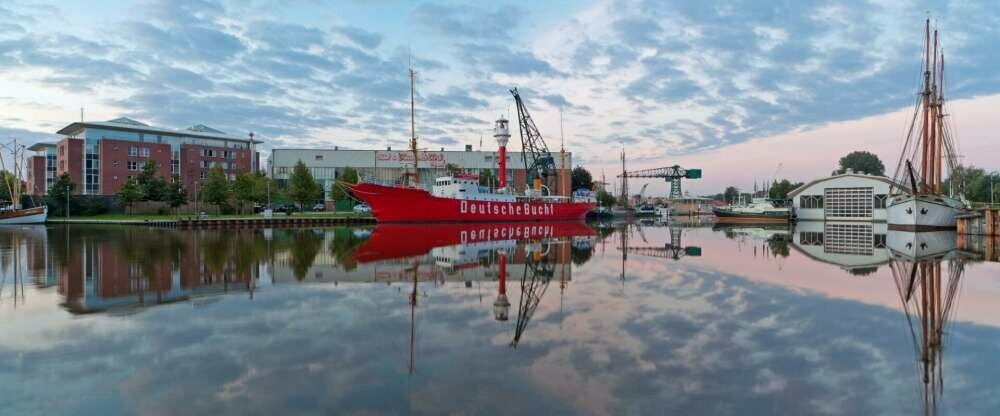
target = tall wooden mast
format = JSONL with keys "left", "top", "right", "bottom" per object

{"left": 935, "top": 53, "right": 945, "bottom": 193}
{"left": 409, "top": 65, "right": 420, "bottom": 186}
{"left": 920, "top": 19, "right": 931, "bottom": 193}
{"left": 928, "top": 30, "right": 938, "bottom": 193}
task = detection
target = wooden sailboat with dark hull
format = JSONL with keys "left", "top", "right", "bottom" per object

{"left": 888, "top": 20, "right": 967, "bottom": 231}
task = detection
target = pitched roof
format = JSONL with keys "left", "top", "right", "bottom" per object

{"left": 787, "top": 172, "right": 907, "bottom": 198}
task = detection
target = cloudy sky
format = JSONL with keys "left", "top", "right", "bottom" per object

{"left": 1, "top": 0, "right": 998, "bottom": 194}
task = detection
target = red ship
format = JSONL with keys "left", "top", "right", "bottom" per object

{"left": 346, "top": 174, "right": 593, "bottom": 223}
{"left": 344, "top": 72, "right": 593, "bottom": 223}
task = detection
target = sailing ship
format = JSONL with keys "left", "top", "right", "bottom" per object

{"left": 0, "top": 139, "right": 47, "bottom": 224}
{"left": 345, "top": 67, "right": 592, "bottom": 223}
{"left": 887, "top": 20, "right": 967, "bottom": 230}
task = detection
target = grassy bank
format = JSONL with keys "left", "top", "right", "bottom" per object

{"left": 47, "top": 211, "right": 371, "bottom": 223}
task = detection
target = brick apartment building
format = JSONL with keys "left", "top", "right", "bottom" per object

{"left": 27, "top": 117, "right": 259, "bottom": 196}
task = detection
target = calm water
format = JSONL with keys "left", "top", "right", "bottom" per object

{"left": 2, "top": 221, "right": 999, "bottom": 415}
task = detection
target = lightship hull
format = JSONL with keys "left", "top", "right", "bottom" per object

{"left": 0, "top": 206, "right": 47, "bottom": 225}
{"left": 887, "top": 194, "right": 963, "bottom": 231}
{"left": 347, "top": 182, "right": 593, "bottom": 223}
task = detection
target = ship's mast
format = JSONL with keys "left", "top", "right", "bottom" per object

{"left": 920, "top": 19, "right": 931, "bottom": 193}
{"left": 559, "top": 107, "right": 567, "bottom": 197}
{"left": 936, "top": 53, "right": 946, "bottom": 194}
{"left": 409, "top": 65, "right": 420, "bottom": 186}
{"left": 928, "top": 30, "right": 939, "bottom": 194}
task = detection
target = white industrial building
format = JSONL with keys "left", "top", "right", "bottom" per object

{"left": 267, "top": 147, "right": 572, "bottom": 201}
{"left": 788, "top": 171, "right": 902, "bottom": 222}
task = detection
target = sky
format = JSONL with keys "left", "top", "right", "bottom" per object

{"left": 1, "top": 0, "right": 999, "bottom": 196}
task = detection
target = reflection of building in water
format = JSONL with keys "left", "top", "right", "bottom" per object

{"left": 888, "top": 241, "right": 976, "bottom": 416}
{"left": 791, "top": 222, "right": 890, "bottom": 274}
{"left": 51, "top": 228, "right": 262, "bottom": 313}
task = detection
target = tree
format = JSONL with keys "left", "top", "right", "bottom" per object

{"left": 837, "top": 151, "right": 885, "bottom": 176}
{"left": 287, "top": 160, "right": 321, "bottom": 208}
{"left": 444, "top": 163, "right": 461, "bottom": 176}
{"left": 201, "top": 165, "right": 232, "bottom": 211}
{"left": 232, "top": 172, "right": 257, "bottom": 213}
{"left": 723, "top": 186, "right": 740, "bottom": 203}
{"left": 330, "top": 166, "right": 358, "bottom": 202}
{"left": 596, "top": 189, "right": 616, "bottom": 207}
{"left": 478, "top": 169, "right": 495, "bottom": 187}
{"left": 117, "top": 178, "right": 143, "bottom": 214}
{"left": 136, "top": 161, "right": 168, "bottom": 201}
{"left": 165, "top": 176, "right": 188, "bottom": 212}
{"left": 0, "top": 170, "right": 19, "bottom": 204}
{"left": 944, "top": 165, "right": 1000, "bottom": 203}
{"left": 571, "top": 166, "right": 594, "bottom": 192}
{"left": 768, "top": 179, "right": 803, "bottom": 200}
{"left": 49, "top": 172, "right": 76, "bottom": 216}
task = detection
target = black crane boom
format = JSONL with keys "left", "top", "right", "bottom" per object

{"left": 510, "top": 88, "right": 555, "bottom": 186}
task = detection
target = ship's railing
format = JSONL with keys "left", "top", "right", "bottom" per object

{"left": 358, "top": 175, "right": 420, "bottom": 188}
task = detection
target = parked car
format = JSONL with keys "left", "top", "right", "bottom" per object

{"left": 274, "top": 204, "right": 298, "bottom": 214}
{"left": 312, "top": 203, "right": 326, "bottom": 211}
{"left": 353, "top": 203, "right": 371, "bottom": 213}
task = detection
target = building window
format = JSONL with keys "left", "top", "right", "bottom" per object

{"left": 200, "top": 170, "right": 208, "bottom": 180}
{"left": 315, "top": 155, "right": 323, "bottom": 161}
{"left": 874, "top": 194, "right": 888, "bottom": 209}
{"left": 800, "top": 195, "right": 824, "bottom": 209}
{"left": 129, "top": 146, "right": 138, "bottom": 156}
{"left": 140, "top": 147, "right": 150, "bottom": 157}
{"left": 799, "top": 231, "right": 824, "bottom": 246}
{"left": 824, "top": 187, "right": 874, "bottom": 219}
{"left": 157, "top": 135, "right": 163, "bottom": 143}
{"left": 127, "top": 161, "right": 138, "bottom": 171}
{"left": 113, "top": 161, "right": 119, "bottom": 167}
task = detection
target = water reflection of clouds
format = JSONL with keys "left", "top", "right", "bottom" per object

{"left": 3, "top": 226, "right": 1000, "bottom": 414}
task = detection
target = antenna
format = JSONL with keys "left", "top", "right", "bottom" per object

{"left": 80, "top": 106, "right": 84, "bottom": 122}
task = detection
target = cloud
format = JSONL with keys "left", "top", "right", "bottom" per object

{"left": 411, "top": 3, "right": 520, "bottom": 41}
{"left": 331, "top": 25, "right": 383, "bottom": 49}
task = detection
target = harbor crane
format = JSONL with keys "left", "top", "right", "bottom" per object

{"left": 618, "top": 165, "right": 702, "bottom": 200}
{"left": 510, "top": 88, "right": 555, "bottom": 190}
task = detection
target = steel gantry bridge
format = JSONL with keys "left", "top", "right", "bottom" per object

{"left": 618, "top": 165, "right": 702, "bottom": 199}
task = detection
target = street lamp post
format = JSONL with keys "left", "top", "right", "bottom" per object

{"left": 65, "top": 185, "right": 70, "bottom": 219}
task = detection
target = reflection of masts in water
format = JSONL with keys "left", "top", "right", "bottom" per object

{"left": 406, "top": 260, "right": 419, "bottom": 375}
{"left": 511, "top": 243, "right": 554, "bottom": 347}
{"left": 0, "top": 233, "right": 26, "bottom": 308}
{"left": 619, "top": 224, "right": 628, "bottom": 286}
{"left": 889, "top": 257, "right": 966, "bottom": 416}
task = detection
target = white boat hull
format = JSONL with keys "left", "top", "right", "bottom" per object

{"left": 887, "top": 194, "right": 962, "bottom": 231}
{"left": 0, "top": 207, "right": 48, "bottom": 224}
{"left": 887, "top": 230, "right": 956, "bottom": 261}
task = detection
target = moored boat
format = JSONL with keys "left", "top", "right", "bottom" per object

{"left": 344, "top": 66, "right": 593, "bottom": 223}
{"left": 887, "top": 20, "right": 967, "bottom": 230}
{"left": 0, "top": 206, "right": 47, "bottom": 225}
{"left": 712, "top": 198, "right": 790, "bottom": 224}
{"left": 346, "top": 175, "right": 592, "bottom": 223}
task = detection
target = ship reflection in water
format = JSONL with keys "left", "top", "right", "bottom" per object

{"left": 2, "top": 222, "right": 1000, "bottom": 415}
